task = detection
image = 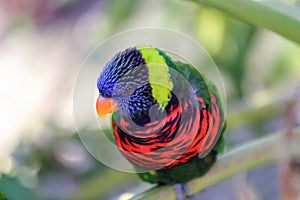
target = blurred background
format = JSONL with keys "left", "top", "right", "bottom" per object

{"left": 0, "top": 0, "right": 300, "bottom": 199}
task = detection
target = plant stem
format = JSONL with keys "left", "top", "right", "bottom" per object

{"left": 131, "top": 129, "right": 300, "bottom": 200}
{"left": 280, "top": 89, "right": 300, "bottom": 199}
{"left": 190, "top": 0, "right": 300, "bottom": 44}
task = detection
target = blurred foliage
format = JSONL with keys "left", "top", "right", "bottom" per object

{"left": 0, "top": 192, "right": 9, "bottom": 200}
{"left": 106, "top": 0, "right": 139, "bottom": 29}
{"left": 0, "top": 175, "right": 36, "bottom": 200}
{"left": 196, "top": 7, "right": 257, "bottom": 98}
{"left": 0, "top": 0, "right": 299, "bottom": 200}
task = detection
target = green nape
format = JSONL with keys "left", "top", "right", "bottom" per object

{"left": 136, "top": 46, "right": 173, "bottom": 110}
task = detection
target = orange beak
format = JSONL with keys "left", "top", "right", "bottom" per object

{"left": 96, "top": 96, "right": 119, "bottom": 118}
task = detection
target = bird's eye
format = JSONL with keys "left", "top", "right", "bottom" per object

{"left": 124, "top": 85, "right": 136, "bottom": 95}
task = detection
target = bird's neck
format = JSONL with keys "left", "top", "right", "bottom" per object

{"left": 123, "top": 93, "right": 179, "bottom": 127}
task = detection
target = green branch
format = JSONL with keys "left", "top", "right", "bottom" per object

{"left": 131, "top": 129, "right": 300, "bottom": 200}
{"left": 191, "top": 0, "right": 300, "bottom": 44}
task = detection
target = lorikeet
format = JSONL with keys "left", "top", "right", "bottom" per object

{"left": 96, "top": 46, "right": 226, "bottom": 189}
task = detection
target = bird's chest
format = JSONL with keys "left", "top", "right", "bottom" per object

{"left": 111, "top": 98, "right": 214, "bottom": 170}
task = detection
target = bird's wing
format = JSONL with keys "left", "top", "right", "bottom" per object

{"left": 172, "top": 61, "right": 226, "bottom": 154}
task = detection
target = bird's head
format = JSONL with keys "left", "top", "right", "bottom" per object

{"left": 96, "top": 46, "right": 174, "bottom": 124}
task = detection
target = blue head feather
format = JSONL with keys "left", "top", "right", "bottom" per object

{"left": 97, "top": 47, "right": 156, "bottom": 123}
{"left": 97, "top": 47, "right": 180, "bottom": 125}
{"left": 97, "top": 47, "right": 145, "bottom": 98}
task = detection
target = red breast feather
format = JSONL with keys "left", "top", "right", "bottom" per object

{"left": 112, "top": 94, "right": 222, "bottom": 170}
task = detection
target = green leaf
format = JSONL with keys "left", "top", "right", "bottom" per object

{"left": 191, "top": 0, "right": 300, "bottom": 44}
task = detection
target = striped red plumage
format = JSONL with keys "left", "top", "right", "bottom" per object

{"left": 112, "top": 94, "right": 222, "bottom": 170}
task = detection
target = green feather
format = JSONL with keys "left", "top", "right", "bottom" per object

{"left": 137, "top": 46, "right": 173, "bottom": 110}
{"left": 138, "top": 151, "right": 218, "bottom": 184}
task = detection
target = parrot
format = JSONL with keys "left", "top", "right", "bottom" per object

{"left": 96, "top": 46, "right": 226, "bottom": 198}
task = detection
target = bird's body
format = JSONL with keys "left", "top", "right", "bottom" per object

{"left": 96, "top": 46, "right": 225, "bottom": 185}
